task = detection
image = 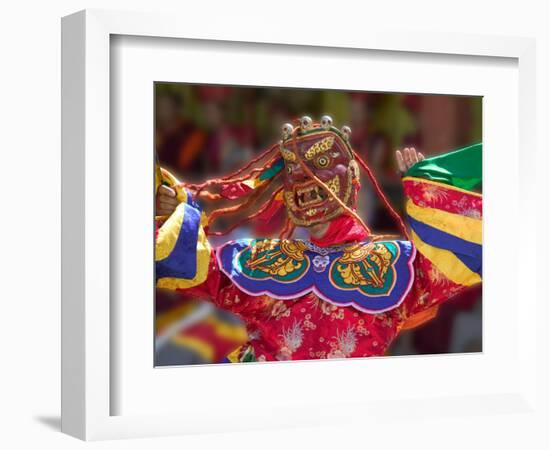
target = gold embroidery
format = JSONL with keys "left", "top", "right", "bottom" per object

{"left": 280, "top": 148, "right": 297, "bottom": 162}
{"left": 284, "top": 191, "right": 297, "bottom": 210}
{"left": 304, "top": 136, "right": 335, "bottom": 160}
{"left": 246, "top": 240, "right": 307, "bottom": 278}
{"left": 335, "top": 243, "right": 393, "bottom": 289}
{"left": 325, "top": 175, "right": 340, "bottom": 196}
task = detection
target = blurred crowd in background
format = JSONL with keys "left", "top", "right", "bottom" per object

{"left": 155, "top": 83, "right": 482, "bottom": 365}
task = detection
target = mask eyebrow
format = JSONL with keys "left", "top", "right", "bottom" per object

{"left": 304, "top": 136, "right": 335, "bottom": 160}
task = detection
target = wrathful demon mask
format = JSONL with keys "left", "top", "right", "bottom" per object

{"left": 280, "top": 115, "right": 360, "bottom": 227}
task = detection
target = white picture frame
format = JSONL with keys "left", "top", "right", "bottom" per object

{"left": 61, "top": 9, "right": 539, "bottom": 441}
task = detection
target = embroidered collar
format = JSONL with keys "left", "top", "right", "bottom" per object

{"left": 217, "top": 238, "right": 416, "bottom": 314}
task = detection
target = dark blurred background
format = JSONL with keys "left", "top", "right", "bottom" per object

{"left": 155, "top": 82, "right": 482, "bottom": 365}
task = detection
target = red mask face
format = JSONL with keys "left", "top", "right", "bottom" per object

{"left": 281, "top": 127, "right": 358, "bottom": 227}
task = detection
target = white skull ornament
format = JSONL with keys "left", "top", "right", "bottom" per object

{"left": 312, "top": 255, "right": 330, "bottom": 273}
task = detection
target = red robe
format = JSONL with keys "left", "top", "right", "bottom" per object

{"left": 156, "top": 174, "right": 482, "bottom": 362}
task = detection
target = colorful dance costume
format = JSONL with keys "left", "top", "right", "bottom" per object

{"left": 155, "top": 116, "right": 482, "bottom": 362}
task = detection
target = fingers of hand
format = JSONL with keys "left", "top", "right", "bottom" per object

{"left": 158, "top": 185, "right": 176, "bottom": 198}
{"left": 158, "top": 193, "right": 178, "bottom": 206}
{"left": 410, "top": 147, "right": 419, "bottom": 165}
{"left": 403, "top": 147, "right": 412, "bottom": 168}
{"left": 156, "top": 186, "right": 179, "bottom": 216}
{"left": 158, "top": 198, "right": 178, "bottom": 208}
{"left": 157, "top": 200, "right": 178, "bottom": 215}
{"left": 403, "top": 147, "right": 425, "bottom": 169}
{"left": 395, "top": 150, "right": 406, "bottom": 173}
{"left": 397, "top": 147, "right": 425, "bottom": 173}
{"left": 157, "top": 186, "right": 178, "bottom": 205}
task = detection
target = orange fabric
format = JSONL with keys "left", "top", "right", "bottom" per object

{"left": 401, "top": 305, "right": 439, "bottom": 330}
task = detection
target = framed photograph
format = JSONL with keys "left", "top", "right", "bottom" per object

{"left": 152, "top": 81, "right": 483, "bottom": 367}
{"left": 61, "top": 9, "right": 538, "bottom": 441}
